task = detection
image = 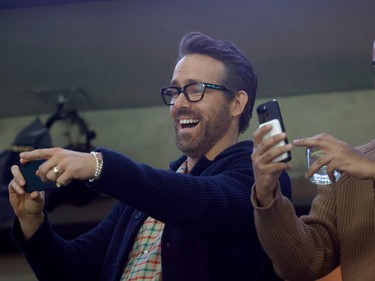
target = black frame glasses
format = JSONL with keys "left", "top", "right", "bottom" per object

{"left": 160, "top": 82, "right": 232, "bottom": 106}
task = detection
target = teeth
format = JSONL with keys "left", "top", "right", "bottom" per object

{"left": 179, "top": 119, "right": 199, "bottom": 125}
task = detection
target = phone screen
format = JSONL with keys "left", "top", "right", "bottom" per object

{"left": 20, "top": 160, "right": 57, "bottom": 193}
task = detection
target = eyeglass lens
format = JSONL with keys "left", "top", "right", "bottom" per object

{"left": 163, "top": 83, "right": 205, "bottom": 104}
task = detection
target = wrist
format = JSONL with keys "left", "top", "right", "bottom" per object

{"left": 18, "top": 212, "right": 44, "bottom": 240}
{"left": 255, "top": 189, "right": 276, "bottom": 207}
{"left": 89, "top": 152, "right": 103, "bottom": 182}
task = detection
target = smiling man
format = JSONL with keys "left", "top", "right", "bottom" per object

{"left": 164, "top": 53, "right": 245, "bottom": 167}
{"left": 8, "top": 32, "right": 291, "bottom": 281}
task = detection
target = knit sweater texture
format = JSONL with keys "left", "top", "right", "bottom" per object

{"left": 13, "top": 140, "right": 291, "bottom": 281}
{"left": 252, "top": 139, "right": 375, "bottom": 281}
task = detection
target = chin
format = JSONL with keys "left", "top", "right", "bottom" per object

{"left": 177, "top": 142, "right": 196, "bottom": 155}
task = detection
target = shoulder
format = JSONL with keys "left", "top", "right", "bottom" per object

{"left": 355, "top": 139, "right": 375, "bottom": 156}
{"left": 217, "top": 141, "right": 254, "bottom": 160}
{"left": 214, "top": 141, "right": 254, "bottom": 168}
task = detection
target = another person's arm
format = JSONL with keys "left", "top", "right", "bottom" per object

{"left": 251, "top": 123, "right": 292, "bottom": 207}
{"left": 251, "top": 126, "right": 340, "bottom": 280}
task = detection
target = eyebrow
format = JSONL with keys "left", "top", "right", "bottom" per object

{"left": 169, "top": 79, "right": 201, "bottom": 86}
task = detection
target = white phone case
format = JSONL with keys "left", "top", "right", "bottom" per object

{"left": 259, "top": 119, "right": 288, "bottom": 162}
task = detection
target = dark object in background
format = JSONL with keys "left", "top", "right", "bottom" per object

{"left": 43, "top": 98, "right": 99, "bottom": 211}
{"left": 0, "top": 117, "right": 52, "bottom": 186}
{"left": 0, "top": 100, "right": 100, "bottom": 225}
{"left": 0, "top": 117, "right": 52, "bottom": 225}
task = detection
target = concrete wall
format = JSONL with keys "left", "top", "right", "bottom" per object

{"left": 1, "top": 88, "right": 374, "bottom": 206}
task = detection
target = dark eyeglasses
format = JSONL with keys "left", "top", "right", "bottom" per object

{"left": 160, "top": 82, "right": 232, "bottom": 106}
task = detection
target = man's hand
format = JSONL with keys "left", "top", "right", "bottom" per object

{"left": 20, "top": 147, "right": 99, "bottom": 187}
{"left": 252, "top": 124, "right": 292, "bottom": 207}
{"left": 8, "top": 165, "right": 45, "bottom": 240}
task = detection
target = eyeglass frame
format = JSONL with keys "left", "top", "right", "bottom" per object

{"left": 160, "top": 82, "right": 233, "bottom": 106}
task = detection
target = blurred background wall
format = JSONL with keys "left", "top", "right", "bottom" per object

{"left": 1, "top": 88, "right": 374, "bottom": 207}
{"left": 1, "top": 2, "right": 374, "bottom": 279}
{"left": 0, "top": 0, "right": 374, "bottom": 249}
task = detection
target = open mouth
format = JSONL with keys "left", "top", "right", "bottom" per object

{"left": 179, "top": 119, "right": 199, "bottom": 129}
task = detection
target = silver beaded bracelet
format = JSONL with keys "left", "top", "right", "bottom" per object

{"left": 89, "top": 151, "right": 103, "bottom": 182}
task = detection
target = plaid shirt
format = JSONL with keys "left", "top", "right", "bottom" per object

{"left": 121, "top": 161, "right": 187, "bottom": 281}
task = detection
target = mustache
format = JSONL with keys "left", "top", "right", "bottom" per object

{"left": 175, "top": 108, "right": 200, "bottom": 119}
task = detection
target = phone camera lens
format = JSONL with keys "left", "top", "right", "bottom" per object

{"left": 259, "top": 106, "right": 267, "bottom": 113}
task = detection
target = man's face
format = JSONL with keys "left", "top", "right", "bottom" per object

{"left": 169, "top": 54, "right": 233, "bottom": 158}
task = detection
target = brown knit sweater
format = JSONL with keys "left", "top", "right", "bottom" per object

{"left": 252, "top": 139, "right": 375, "bottom": 281}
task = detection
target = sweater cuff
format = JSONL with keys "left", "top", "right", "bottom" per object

{"left": 250, "top": 182, "right": 283, "bottom": 210}
{"left": 251, "top": 183, "right": 296, "bottom": 232}
{"left": 12, "top": 212, "right": 51, "bottom": 247}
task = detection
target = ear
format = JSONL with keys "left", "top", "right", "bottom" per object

{"left": 231, "top": 90, "right": 248, "bottom": 118}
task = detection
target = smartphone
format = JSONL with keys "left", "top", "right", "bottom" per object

{"left": 256, "top": 99, "right": 292, "bottom": 162}
{"left": 20, "top": 159, "right": 57, "bottom": 193}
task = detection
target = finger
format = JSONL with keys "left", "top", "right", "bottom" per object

{"left": 55, "top": 172, "right": 72, "bottom": 187}
{"left": 42, "top": 168, "right": 61, "bottom": 183}
{"left": 326, "top": 170, "right": 337, "bottom": 184}
{"left": 262, "top": 132, "right": 288, "bottom": 150}
{"left": 29, "top": 190, "right": 45, "bottom": 201}
{"left": 8, "top": 178, "right": 25, "bottom": 195}
{"left": 325, "top": 163, "right": 341, "bottom": 183}
{"left": 293, "top": 133, "right": 333, "bottom": 148}
{"left": 264, "top": 142, "right": 292, "bottom": 163}
{"left": 325, "top": 163, "right": 338, "bottom": 184}
{"left": 11, "top": 165, "right": 26, "bottom": 187}
{"left": 293, "top": 137, "right": 323, "bottom": 148}
{"left": 253, "top": 132, "right": 289, "bottom": 163}
{"left": 36, "top": 160, "right": 61, "bottom": 182}
{"left": 253, "top": 124, "right": 273, "bottom": 146}
{"left": 20, "top": 148, "right": 57, "bottom": 162}
{"left": 306, "top": 155, "right": 331, "bottom": 178}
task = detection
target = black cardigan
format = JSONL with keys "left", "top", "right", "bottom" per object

{"left": 13, "top": 141, "right": 291, "bottom": 281}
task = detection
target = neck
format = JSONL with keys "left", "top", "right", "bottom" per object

{"left": 186, "top": 130, "right": 240, "bottom": 173}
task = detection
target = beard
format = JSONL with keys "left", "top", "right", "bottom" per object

{"left": 175, "top": 104, "right": 232, "bottom": 158}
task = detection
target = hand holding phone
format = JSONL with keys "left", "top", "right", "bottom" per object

{"left": 20, "top": 160, "right": 57, "bottom": 193}
{"left": 256, "top": 99, "right": 292, "bottom": 162}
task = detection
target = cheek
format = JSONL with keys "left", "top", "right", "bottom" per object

{"left": 169, "top": 105, "right": 175, "bottom": 116}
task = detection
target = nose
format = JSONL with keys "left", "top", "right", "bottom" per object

{"left": 172, "top": 91, "right": 190, "bottom": 108}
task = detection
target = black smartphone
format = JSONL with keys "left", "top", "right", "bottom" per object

{"left": 20, "top": 159, "right": 57, "bottom": 193}
{"left": 256, "top": 99, "right": 292, "bottom": 162}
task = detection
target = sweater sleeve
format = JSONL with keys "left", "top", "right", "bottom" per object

{"left": 89, "top": 146, "right": 258, "bottom": 233}
{"left": 251, "top": 183, "right": 340, "bottom": 281}
{"left": 12, "top": 202, "right": 124, "bottom": 281}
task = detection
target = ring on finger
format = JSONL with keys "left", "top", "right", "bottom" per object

{"left": 53, "top": 166, "right": 60, "bottom": 176}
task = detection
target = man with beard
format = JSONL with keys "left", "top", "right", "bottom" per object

{"left": 8, "top": 32, "right": 291, "bottom": 281}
